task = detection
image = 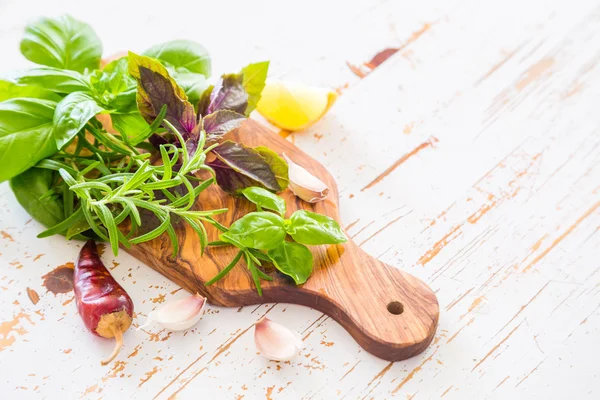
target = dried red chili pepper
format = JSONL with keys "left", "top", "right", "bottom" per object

{"left": 74, "top": 240, "right": 134, "bottom": 365}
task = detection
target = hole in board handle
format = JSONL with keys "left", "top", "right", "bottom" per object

{"left": 387, "top": 301, "right": 404, "bottom": 315}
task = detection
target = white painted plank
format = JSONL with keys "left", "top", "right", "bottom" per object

{"left": 1, "top": 0, "right": 599, "bottom": 399}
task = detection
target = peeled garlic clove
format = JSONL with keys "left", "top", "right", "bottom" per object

{"left": 283, "top": 154, "right": 329, "bottom": 203}
{"left": 138, "top": 293, "right": 206, "bottom": 331}
{"left": 254, "top": 317, "right": 303, "bottom": 361}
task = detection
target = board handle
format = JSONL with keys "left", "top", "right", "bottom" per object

{"left": 290, "top": 241, "right": 439, "bottom": 361}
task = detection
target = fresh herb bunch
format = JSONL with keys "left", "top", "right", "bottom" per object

{"left": 2, "top": 15, "right": 275, "bottom": 256}
{"left": 206, "top": 187, "right": 346, "bottom": 294}
{"left": 2, "top": 15, "right": 348, "bottom": 294}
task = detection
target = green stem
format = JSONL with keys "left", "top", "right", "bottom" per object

{"left": 205, "top": 250, "right": 243, "bottom": 286}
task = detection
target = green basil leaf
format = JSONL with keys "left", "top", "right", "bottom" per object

{"left": 16, "top": 67, "right": 91, "bottom": 93}
{"left": 9, "top": 168, "right": 64, "bottom": 229}
{"left": 118, "top": 105, "right": 167, "bottom": 146}
{"left": 254, "top": 146, "right": 289, "bottom": 191}
{"left": 111, "top": 112, "right": 151, "bottom": 143}
{"left": 143, "top": 40, "right": 211, "bottom": 105}
{"left": 218, "top": 232, "right": 245, "bottom": 249}
{"left": 53, "top": 92, "right": 105, "bottom": 149}
{"left": 90, "top": 57, "right": 136, "bottom": 109}
{"left": 101, "top": 57, "right": 136, "bottom": 91}
{"left": 241, "top": 187, "right": 286, "bottom": 216}
{"left": 241, "top": 61, "right": 269, "bottom": 116}
{"left": 20, "top": 15, "right": 102, "bottom": 73}
{"left": 0, "top": 80, "right": 61, "bottom": 102}
{"left": 143, "top": 40, "right": 211, "bottom": 77}
{"left": 268, "top": 241, "right": 313, "bottom": 284}
{"left": 287, "top": 210, "right": 347, "bottom": 245}
{"left": 172, "top": 71, "right": 209, "bottom": 106}
{"left": 220, "top": 211, "right": 285, "bottom": 250}
{"left": 0, "top": 98, "right": 57, "bottom": 182}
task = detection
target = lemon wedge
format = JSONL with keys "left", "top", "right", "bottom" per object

{"left": 256, "top": 80, "right": 338, "bottom": 131}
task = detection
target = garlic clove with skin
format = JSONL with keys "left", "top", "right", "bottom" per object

{"left": 254, "top": 317, "right": 303, "bottom": 361}
{"left": 283, "top": 154, "right": 329, "bottom": 203}
{"left": 138, "top": 293, "right": 206, "bottom": 331}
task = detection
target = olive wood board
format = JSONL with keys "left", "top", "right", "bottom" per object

{"left": 124, "top": 119, "right": 439, "bottom": 361}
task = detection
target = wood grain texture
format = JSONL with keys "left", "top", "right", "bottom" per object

{"left": 124, "top": 120, "right": 439, "bottom": 361}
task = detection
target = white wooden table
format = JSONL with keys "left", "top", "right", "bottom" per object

{"left": 1, "top": 0, "right": 599, "bottom": 398}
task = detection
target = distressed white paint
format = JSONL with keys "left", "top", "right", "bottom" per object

{"left": 1, "top": 0, "right": 599, "bottom": 399}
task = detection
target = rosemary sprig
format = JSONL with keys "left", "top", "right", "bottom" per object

{"left": 37, "top": 113, "right": 224, "bottom": 257}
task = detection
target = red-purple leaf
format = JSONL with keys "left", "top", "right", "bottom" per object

{"left": 207, "top": 73, "right": 248, "bottom": 114}
{"left": 128, "top": 52, "right": 196, "bottom": 136}
{"left": 198, "top": 62, "right": 268, "bottom": 118}
{"left": 207, "top": 157, "right": 263, "bottom": 194}
{"left": 207, "top": 141, "right": 280, "bottom": 194}
{"left": 138, "top": 66, "right": 196, "bottom": 135}
{"left": 197, "top": 85, "right": 213, "bottom": 117}
{"left": 203, "top": 110, "right": 245, "bottom": 139}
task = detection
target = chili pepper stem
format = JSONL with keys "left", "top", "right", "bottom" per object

{"left": 101, "top": 327, "right": 123, "bottom": 366}
{"left": 96, "top": 310, "right": 132, "bottom": 366}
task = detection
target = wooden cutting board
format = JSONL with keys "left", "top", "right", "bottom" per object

{"left": 124, "top": 120, "right": 439, "bottom": 361}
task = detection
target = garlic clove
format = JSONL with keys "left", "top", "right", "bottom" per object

{"left": 254, "top": 317, "right": 303, "bottom": 361}
{"left": 283, "top": 154, "right": 329, "bottom": 203}
{"left": 138, "top": 293, "right": 206, "bottom": 331}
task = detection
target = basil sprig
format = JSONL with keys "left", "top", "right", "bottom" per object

{"left": 206, "top": 187, "right": 346, "bottom": 294}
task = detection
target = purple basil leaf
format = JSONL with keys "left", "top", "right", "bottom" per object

{"left": 207, "top": 157, "right": 264, "bottom": 194}
{"left": 207, "top": 73, "right": 248, "bottom": 114}
{"left": 203, "top": 110, "right": 246, "bottom": 139}
{"left": 197, "top": 85, "right": 213, "bottom": 118}
{"left": 207, "top": 141, "right": 280, "bottom": 194}
{"left": 139, "top": 66, "right": 196, "bottom": 135}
